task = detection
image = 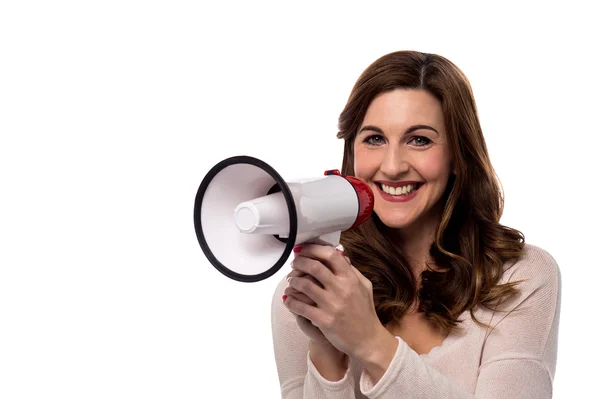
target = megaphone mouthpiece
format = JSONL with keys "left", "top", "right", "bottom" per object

{"left": 234, "top": 192, "right": 290, "bottom": 235}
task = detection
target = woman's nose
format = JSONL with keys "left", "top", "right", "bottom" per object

{"left": 380, "top": 147, "right": 409, "bottom": 177}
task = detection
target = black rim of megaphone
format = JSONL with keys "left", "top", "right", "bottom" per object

{"left": 194, "top": 156, "right": 298, "bottom": 283}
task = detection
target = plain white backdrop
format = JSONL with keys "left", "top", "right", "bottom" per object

{"left": 1, "top": 1, "right": 598, "bottom": 397}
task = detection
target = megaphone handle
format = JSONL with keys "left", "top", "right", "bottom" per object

{"left": 309, "top": 231, "right": 342, "bottom": 247}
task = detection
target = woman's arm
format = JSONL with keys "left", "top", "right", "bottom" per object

{"left": 309, "top": 340, "right": 349, "bottom": 382}
{"left": 271, "top": 276, "right": 357, "bottom": 398}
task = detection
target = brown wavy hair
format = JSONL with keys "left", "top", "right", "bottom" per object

{"left": 338, "top": 51, "right": 525, "bottom": 334}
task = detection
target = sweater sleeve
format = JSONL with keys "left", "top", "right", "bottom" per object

{"left": 271, "top": 275, "right": 357, "bottom": 398}
{"left": 359, "top": 245, "right": 561, "bottom": 398}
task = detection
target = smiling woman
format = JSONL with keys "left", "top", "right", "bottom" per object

{"left": 271, "top": 51, "right": 560, "bottom": 398}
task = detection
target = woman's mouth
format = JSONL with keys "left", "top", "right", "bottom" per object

{"left": 375, "top": 182, "right": 423, "bottom": 202}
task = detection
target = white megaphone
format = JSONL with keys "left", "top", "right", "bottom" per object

{"left": 194, "top": 156, "right": 374, "bottom": 282}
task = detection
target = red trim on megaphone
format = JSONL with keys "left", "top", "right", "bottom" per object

{"left": 324, "top": 170, "right": 374, "bottom": 230}
{"left": 343, "top": 175, "right": 374, "bottom": 229}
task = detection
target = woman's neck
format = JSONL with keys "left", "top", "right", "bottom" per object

{"left": 389, "top": 210, "right": 442, "bottom": 277}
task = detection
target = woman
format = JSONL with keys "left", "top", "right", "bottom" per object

{"left": 271, "top": 51, "right": 560, "bottom": 398}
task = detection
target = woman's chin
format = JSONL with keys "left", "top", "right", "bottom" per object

{"left": 377, "top": 215, "right": 415, "bottom": 230}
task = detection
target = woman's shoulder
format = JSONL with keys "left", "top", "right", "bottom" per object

{"left": 488, "top": 243, "right": 561, "bottom": 316}
{"left": 468, "top": 244, "right": 561, "bottom": 330}
{"left": 501, "top": 243, "right": 561, "bottom": 287}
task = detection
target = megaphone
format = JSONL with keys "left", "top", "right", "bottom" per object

{"left": 194, "top": 156, "right": 374, "bottom": 282}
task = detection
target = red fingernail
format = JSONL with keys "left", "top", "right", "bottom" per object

{"left": 336, "top": 249, "right": 344, "bottom": 255}
{"left": 293, "top": 245, "right": 303, "bottom": 253}
{"left": 282, "top": 295, "right": 288, "bottom": 302}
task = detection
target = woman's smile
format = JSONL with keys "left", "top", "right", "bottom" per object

{"left": 374, "top": 181, "right": 424, "bottom": 203}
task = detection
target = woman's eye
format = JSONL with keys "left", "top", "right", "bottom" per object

{"left": 409, "top": 136, "right": 432, "bottom": 147}
{"left": 364, "top": 135, "right": 385, "bottom": 146}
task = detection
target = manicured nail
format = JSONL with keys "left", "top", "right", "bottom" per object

{"left": 293, "top": 245, "right": 303, "bottom": 253}
{"left": 286, "top": 276, "right": 291, "bottom": 283}
{"left": 336, "top": 248, "right": 344, "bottom": 255}
{"left": 282, "top": 295, "right": 288, "bottom": 302}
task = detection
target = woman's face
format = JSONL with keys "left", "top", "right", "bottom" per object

{"left": 353, "top": 89, "right": 453, "bottom": 231}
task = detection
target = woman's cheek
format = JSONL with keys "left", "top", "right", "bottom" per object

{"left": 354, "top": 147, "right": 381, "bottom": 179}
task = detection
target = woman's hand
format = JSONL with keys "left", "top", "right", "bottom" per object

{"left": 284, "top": 268, "right": 331, "bottom": 347}
{"left": 285, "top": 262, "right": 349, "bottom": 381}
{"left": 282, "top": 244, "right": 388, "bottom": 361}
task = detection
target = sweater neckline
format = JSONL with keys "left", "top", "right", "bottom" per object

{"left": 419, "top": 312, "right": 471, "bottom": 359}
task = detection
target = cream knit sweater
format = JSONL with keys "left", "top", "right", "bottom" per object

{"left": 271, "top": 244, "right": 561, "bottom": 398}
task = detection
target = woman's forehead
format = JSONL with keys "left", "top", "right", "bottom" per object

{"left": 360, "top": 89, "right": 445, "bottom": 133}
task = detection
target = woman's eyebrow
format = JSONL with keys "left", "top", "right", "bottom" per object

{"left": 406, "top": 124, "right": 439, "bottom": 136}
{"left": 359, "top": 125, "right": 385, "bottom": 135}
{"left": 358, "top": 124, "right": 439, "bottom": 136}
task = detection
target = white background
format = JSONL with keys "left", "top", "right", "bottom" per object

{"left": 1, "top": 1, "right": 598, "bottom": 397}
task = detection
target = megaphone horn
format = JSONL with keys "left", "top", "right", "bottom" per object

{"left": 194, "top": 156, "right": 374, "bottom": 282}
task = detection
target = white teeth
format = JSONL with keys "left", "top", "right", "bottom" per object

{"left": 381, "top": 183, "right": 418, "bottom": 196}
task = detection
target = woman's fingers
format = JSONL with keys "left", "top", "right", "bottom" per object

{"left": 284, "top": 271, "right": 320, "bottom": 306}
{"left": 285, "top": 288, "right": 315, "bottom": 306}
{"left": 294, "top": 244, "right": 350, "bottom": 277}
{"left": 286, "top": 268, "right": 305, "bottom": 281}
{"left": 287, "top": 269, "right": 323, "bottom": 288}
{"left": 286, "top": 273, "right": 328, "bottom": 306}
